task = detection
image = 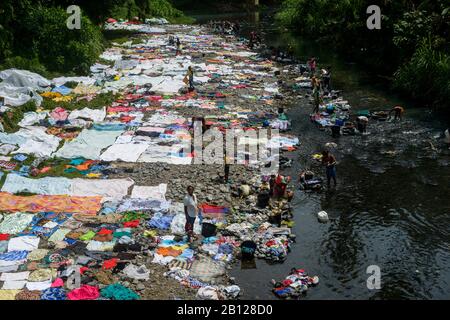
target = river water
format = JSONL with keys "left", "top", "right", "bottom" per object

{"left": 187, "top": 9, "right": 450, "bottom": 300}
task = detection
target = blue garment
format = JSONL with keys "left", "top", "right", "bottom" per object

{"left": 326, "top": 166, "right": 336, "bottom": 178}
{"left": 69, "top": 158, "right": 85, "bottom": 166}
{"left": 179, "top": 248, "right": 195, "bottom": 260}
{"left": 147, "top": 214, "right": 174, "bottom": 230}
{"left": 13, "top": 154, "right": 27, "bottom": 162}
{"left": 218, "top": 243, "right": 234, "bottom": 254}
{"left": 185, "top": 214, "right": 196, "bottom": 225}
{"left": 52, "top": 85, "right": 72, "bottom": 96}
{"left": 0, "top": 250, "right": 28, "bottom": 261}
{"left": 41, "top": 287, "right": 67, "bottom": 300}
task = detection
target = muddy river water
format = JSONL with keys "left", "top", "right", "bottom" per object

{"left": 188, "top": 9, "right": 450, "bottom": 300}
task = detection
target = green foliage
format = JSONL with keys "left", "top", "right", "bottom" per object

{"left": 108, "top": 0, "right": 192, "bottom": 22}
{"left": 0, "top": 1, "right": 192, "bottom": 75}
{"left": 394, "top": 40, "right": 450, "bottom": 109}
{"left": 19, "top": 6, "right": 104, "bottom": 75}
{"left": 276, "top": 0, "right": 450, "bottom": 109}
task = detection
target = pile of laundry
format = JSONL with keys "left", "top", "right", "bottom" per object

{"left": 272, "top": 268, "right": 319, "bottom": 299}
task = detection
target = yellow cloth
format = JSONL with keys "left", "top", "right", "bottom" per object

{"left": 41, "top": 92, "right": 62, "bottom": 99}
{"left": 0, "top": 290, "right": 21, "bottom": 300}
{"left": 86, "top": 173, "right": 102, "bottom": 178}
{"left": 53, "top": 96, "right": 73, "bottom": 102}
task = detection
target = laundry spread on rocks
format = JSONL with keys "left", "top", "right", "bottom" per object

{"left": 0, "top": 18, "right": 323, "bottom": 300}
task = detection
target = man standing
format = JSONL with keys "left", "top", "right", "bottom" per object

{"left": 186, "top": 66, "right": 194, "bottom": 91}
{"left": 183, "top": 186, "right": 199, "bottom": 242}
{"left": 322, "top": 150, "right": 337, "bottom": 188}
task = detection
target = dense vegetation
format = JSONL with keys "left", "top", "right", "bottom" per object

{"left": 276, "top": 0, "right": 450, "bottom": 110}
{"left": 0, "top": 0, "right": 192, "bottom": 76}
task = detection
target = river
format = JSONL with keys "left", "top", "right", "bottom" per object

{"left": 187, "top": 8, "right": 450, "bottom": 300}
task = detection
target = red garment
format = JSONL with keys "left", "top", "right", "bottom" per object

{"left": 97, "top": 228, "right": 113, "bottom": 235}
{"left": 265, "top": 240, "right": 276, "bottom": 247}
{"left": 199, "top": 204, "right": 228, "bottom": 213}
{"left": 51, "top": 278, "right": 64, "bottom": 287}
{"left": 107, "top": 106, "right": 135, "bottom": 113}
{"left": 102, "top": 258, "right": 118, "bottom": 270}
{"left": 282, "top": 279, "right": 293, "bottom": 286}
{"left": 123, "top": 219, "right": 139, "bottom": 228}
{"left": 119, "top": 115, "right": 136, "bottom": 123}
{"left": 80, "top": 267, "right": 89, "bottom": 275}
{"left": 0, "top": 234, "right": 10, "bottom": 241}
{"left": 67, "top": 285, "right": 100, "bottom": 300}
{"left": 145, "top": 95, "right": 163, "bottom": 101}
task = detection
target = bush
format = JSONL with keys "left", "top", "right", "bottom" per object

{"left": 0, "top": 56, "right": 50, "bottom": 78}
{"left": 20, "top": 6, "right": 104, "bottom": 75}
{"left": 394, "top": 40, "right": 450, "bottom": 109}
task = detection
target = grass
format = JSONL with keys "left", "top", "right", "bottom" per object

{"left": 34, "top": 158, "right": 87, "bottom": 179}
{"left": 0, "top": 101, "right": 37, "bottom": 133}
{"left": 170, "top": 15, "right": 196, "bottom": 24}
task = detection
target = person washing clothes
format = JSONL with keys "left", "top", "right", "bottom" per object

{"left": 389, "top": 106, "right": 405, "bottom": 121}
{"left": 357, "top": 116, "right": 369, "bottom": 134}
{"left": 322, "top": 150, "right": 337, "bottom": 188}
{"left": 183, "top": 186, "right": 200, "bottom": 242}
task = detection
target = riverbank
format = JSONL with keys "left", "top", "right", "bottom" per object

{"left": 0, "top": 22, "right": 308, "bottom": 300}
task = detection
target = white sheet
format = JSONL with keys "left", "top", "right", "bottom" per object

{"left": 1, "top": 174, "right": 72, "bottom": 195}
{"left": 7, "top": 236, "right": 40, "bottom": 252}
{"left": 54, "top": 129, "right": 123, "bottom": 159}
{"left": 71, "top": 178, "right": 134, "bottom": 201}
{"left": 100, "top": 143, "right": 149, "bottom": 162}
{"left": 0, "top": 271, "right": 30, "bottom": 281}
{"left": 131, "top": 184, "right": 167, "bottom": 200}
{"left": 68, "top": 107, "right": 106, "bottom": 122}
